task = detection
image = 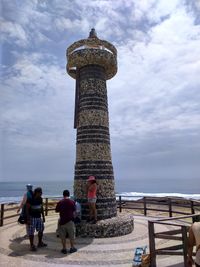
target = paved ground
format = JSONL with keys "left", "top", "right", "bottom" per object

{"left": 0, "top": 212, "right": 186, "bottom": 267}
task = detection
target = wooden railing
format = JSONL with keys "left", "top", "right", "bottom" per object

{"left": 117, "top": 195, "right": 200, "bottom": 218}
{"left": 0, "top": 197, "right": 61, "bottom": 227}
{"left": 1, "top": 195, "right": 200, "bottom": 226}
{"left": 148, "top": 213, "right": 200, "bottom": 267}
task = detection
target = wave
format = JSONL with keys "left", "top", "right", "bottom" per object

{"left": 0, "top": 196, "right": 21, "bottom": 204}
{"left": 1, "top": 192, "right": 200, "bottom": 204}
{"left": 116, "top": 192, "right": 200, "bottom": 201}
{"left": 0, "top": 195, "right": 61, "bottom": 204}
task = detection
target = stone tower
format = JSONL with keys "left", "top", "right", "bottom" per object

{"left": 66, "top": 29, "right": 117, "bottom": 220}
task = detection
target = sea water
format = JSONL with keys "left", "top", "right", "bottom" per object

{"left": 0, "top": 177, "right": 199, "bottom": 204}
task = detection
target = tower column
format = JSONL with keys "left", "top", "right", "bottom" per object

{"left": 74, "top": 64, "right": 117, "bottom": 220}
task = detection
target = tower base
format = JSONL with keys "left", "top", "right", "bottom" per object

{"left": 76, "top": 213, "right": 134, "bottom": 238}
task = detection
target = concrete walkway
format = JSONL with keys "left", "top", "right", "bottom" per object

{"left": 0, "top": 212, "right": 185, "bottom": 267}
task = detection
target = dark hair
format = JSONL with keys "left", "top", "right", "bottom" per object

{"left": 193, "top": 215, "right": 200, "bottom": 223}
{"left": 34, "top": 187, "right": 42, "bottom": 195}
{"left": 91, "top": 180, "right": 96, "bottom": 184}
{"left": 63, "top": 190, "right": 70, "bottom": 197}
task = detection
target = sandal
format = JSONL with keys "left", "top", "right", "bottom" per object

{"left": 37, "top": 242, "right": 47, "bottom": 247}
{"left": 30, "top": 245, "right": 37, "bottom": 251}
{"left": 61, "top": 248, "right": 67, "bottom": 254}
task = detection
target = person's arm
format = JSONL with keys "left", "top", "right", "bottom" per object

{"left": 41, "top": 198, "right": 45, "bottom": 223}
{"left": 17, "top": 193, "right": 27, "bottom": 213}
{"left": 75, "top": 202, "right": 81, "bottom": 218}
{"left": 55, "top": 201, "right": 60, "bottom": 213}
{"left": 26, "top": 201, "right": 31, "bottom": 225}
{"left": 187, "top": 226, "right": 195, "bottom": 266}
{"left": 72, "top": 201, "right": 76, "bottom": 216}
{"left": 87, "top": 182, "right": 90, "bottom": 191}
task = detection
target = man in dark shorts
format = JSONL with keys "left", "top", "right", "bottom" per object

{"left": 26, "top": 187, "right": 47, "bottom": 251}
{"left": 55, "top": 190, "right": 77, "bottom": 254}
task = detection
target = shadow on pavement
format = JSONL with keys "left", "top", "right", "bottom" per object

{"left": 8, "top": 231, "right": 93, "bottom": 259}
{"left": 166, "top": 263, "right": 184, "bottom": 267}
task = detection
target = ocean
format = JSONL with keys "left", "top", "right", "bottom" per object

{"left": 0, "top": 177, "right": 200, "bottom": 204}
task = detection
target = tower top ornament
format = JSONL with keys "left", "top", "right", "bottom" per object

{"left": 88, "top": 28, "right": 97, "bottom": 38}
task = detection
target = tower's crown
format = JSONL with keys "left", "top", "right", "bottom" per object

{"left": 66, "top": 29, "right": 117, "bottom": 80}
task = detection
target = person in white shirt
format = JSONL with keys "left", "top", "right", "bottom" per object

{"left": 17, "top": 184, "right": 33, "bottom": 213}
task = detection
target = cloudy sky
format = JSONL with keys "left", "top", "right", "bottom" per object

{"left": 1, "top": 0, "right": 200, "bottom": 192}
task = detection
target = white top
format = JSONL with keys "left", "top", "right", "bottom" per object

{"left": 75, "top": 201, "right": 81, "bottom": 218}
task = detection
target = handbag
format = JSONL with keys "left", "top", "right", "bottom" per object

{"left": 17, "top": 205, "right": 27, "bottom": 224}
{"left": 18, "top": 213, "right": 27, "bottom": 224}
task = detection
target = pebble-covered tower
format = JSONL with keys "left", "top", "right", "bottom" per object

{"left": 67, "top": 29, "right": 117, "bottom": 220}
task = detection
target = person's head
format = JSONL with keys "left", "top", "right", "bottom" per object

{"left": 26, "top": 184, "right": 33, "bottom": 191}
{"left": 87, "top": 176, "right": 96, "bottom": 183}
{"left": 63, "top": 190, "right": 70, "bottom": 197}
{"left": 34, "top": 187, "right": 42, "bottom": 197}
{"left": 193, "top": 215, "right": 200, "bottom": 223}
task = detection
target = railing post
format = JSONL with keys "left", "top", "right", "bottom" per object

{"left": 119, "top": 196, "right": 122, "bottom": 213}
{"left": 144, "top": 197, "right": 147, "bottom": 216}
{"left": 182, "top": 226, "right": 188, "bottom": 267}
{"left": 148, "top": 221, "right": 156, "bottom": 267}
{"left": 191, "top": 201, "right": 194, "bottom": 215}
{"left": 0, "top": 204, "right": 4, "bottom": 227}
{"left": 45, "top": 198, "right": 48, "bottom": 216}
{"left": 168, "top": 198, "right": 172, "bottom": 217}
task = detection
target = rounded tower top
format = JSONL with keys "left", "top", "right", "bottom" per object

{"left": 66, "top": 29, "right": 117, "bottom": 80}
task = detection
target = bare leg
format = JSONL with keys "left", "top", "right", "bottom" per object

{"left": 89, "top": 203, "right": 93, "bottom": 220}
{"left": 61, "top": 238, "right": 66, "bottom": 250}
{"left": 69, "top": 238, "right": 75, "bottom": 248}
{"left": 38, "top": 231, "right": 43, "bottom": 244}
{"left": 29, "top": 235, "right": 34, "bottom": 247}
{"left": 91, "top": 203, "right": 97, "bottom": 220}
{"left": 29, "top": 235, "right": 37, "bottom": 251}
{"left": 94, "top": 205, "right": 97, "bottom": 221}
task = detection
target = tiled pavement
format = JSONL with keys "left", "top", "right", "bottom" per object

{"left": 0, "top": 213, "right": 185, "bottom": 267}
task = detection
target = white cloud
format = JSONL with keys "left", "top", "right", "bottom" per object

{"left": 0, "top": 19, "right": 29, "bottom": 47}
{"left": 1, "top": 52, "right": 75, "bottom": 151}
{"left": 1, "top": 0, "right": 200, "bottom": 186}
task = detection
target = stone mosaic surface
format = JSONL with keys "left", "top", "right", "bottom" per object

{"left": 1, "top": 214, "right": 184, "bottom": 267}
{"left": 67, "top": 32, "right": 120, "bottom": 226}
{"left": 80, "top": 79, "right": 107, "bottom": 95}
{"left": 78, "top": 110, "right": 109, "bottom": 128}
{"left": 76, "top": 143, "right": 112, "bottom": 161}
{"left": 67, "top": 37, "right": 117, "bottom": 56}
{"left": 76, "top": 214, "right": 134, "bottom": 238}
{"left": 67, "top": 49, "right": 117, "bottom": 80}
{"left": 67, "top": 35, "right": 117, "bottom": 80}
